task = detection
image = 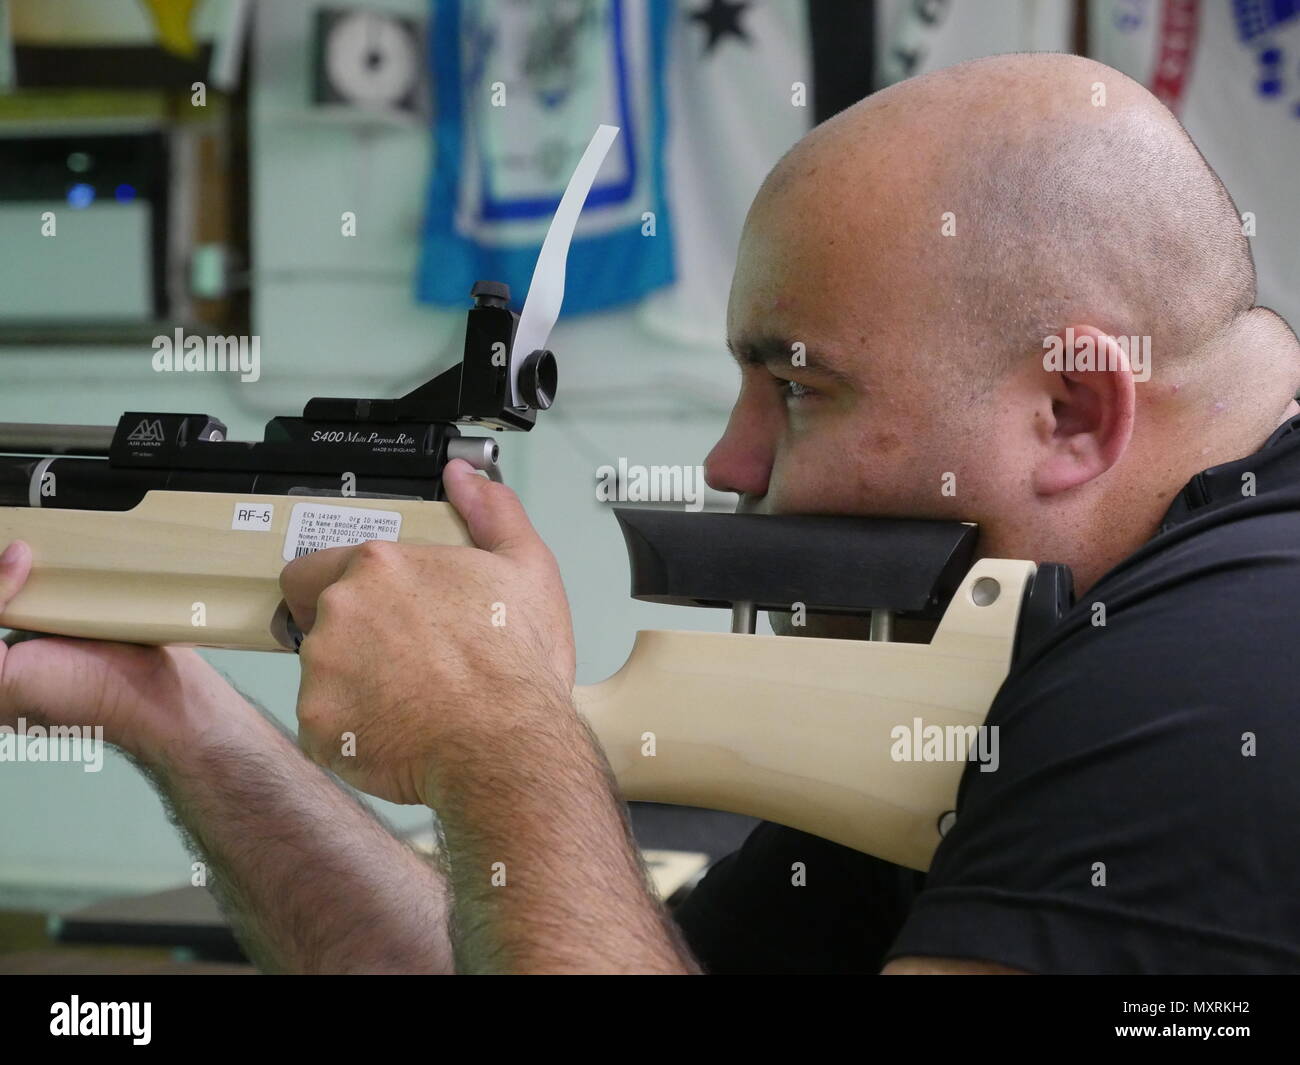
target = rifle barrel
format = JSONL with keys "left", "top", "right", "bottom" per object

{"left": 0, "top": 424, "right": 115, "bottom": 457}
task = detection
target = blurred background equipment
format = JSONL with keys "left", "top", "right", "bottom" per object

{"left": 0, "top": 0, "right": 251, "bottom": 342}
{"left": 0, "top": 131, "right": 169, "bottom": 328}
{"left": 313, "top": 6, "right": 423, "bottom": 118}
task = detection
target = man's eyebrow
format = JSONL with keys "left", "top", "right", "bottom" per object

{"left": 725, "top": 335, "right": 856, "bottom": 385}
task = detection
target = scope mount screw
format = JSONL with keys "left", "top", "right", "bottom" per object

{"left": 470, "top": 280, "right": 511, "bottom": 308}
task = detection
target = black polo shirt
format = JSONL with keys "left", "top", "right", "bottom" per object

{"left": 673, "top": 413, "right": 1300, "bottom": 974}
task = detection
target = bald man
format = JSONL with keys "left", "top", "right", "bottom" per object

{"left": 666, "top": 52, "right": 1300, "bottom": 973}
{"left": 2, "top": 53, "right": 1298, "bottom": 974}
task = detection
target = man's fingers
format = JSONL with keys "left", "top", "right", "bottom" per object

{"left": 442, "top": 458, "right": 541, "bottom": 558}
{"left": 282, "top": 462, "right": 546, "bottom": 637}
{"left": 278, "top": 545, "right": 355, "bottom": 634}
{"left": 0, "top": 541, "right": 32, "bottom": 614}
{"left": 0, "top": 541, "right": 33, "bottom": 696}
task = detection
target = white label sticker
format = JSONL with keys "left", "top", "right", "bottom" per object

{"left": 282, "top": 503, "right": 403, "bottom": 561}
{"left": 232, "top": 502, "right": 275, "bottom": 531}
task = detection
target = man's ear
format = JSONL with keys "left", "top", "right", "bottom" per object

{"left": 1032, "top": 326, "right": 1137, "bottom": 496}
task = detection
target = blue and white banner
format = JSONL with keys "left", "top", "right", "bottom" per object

{"left": 418, "top": 0, "right": 674, "bottom": 316}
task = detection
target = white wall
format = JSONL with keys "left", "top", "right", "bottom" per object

{"left": 0, "top": 0, "right": 749, "bottom": 906}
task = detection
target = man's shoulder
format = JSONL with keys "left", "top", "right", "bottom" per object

{"left": 1104, "top": 489, "right": 1300, "bottom": 607}
{"left": 899, "top": 499, "right": 1300, "bottom": 973}
{"left": 962, "top": 493, "right": 1300, "bottom": 876}
{"left": 1011, "top": 497, "right": 1300, "bottom": 696}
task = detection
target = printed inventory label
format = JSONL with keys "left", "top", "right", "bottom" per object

{"left": 232, "top": 502, "right": 274, "bottom": 531}
{"left": 282, "top": 503, "right": 403, "bottom": 561}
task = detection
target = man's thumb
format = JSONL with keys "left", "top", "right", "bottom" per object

{"left": 442, "top": 459, "right": 538, "bottom": 557}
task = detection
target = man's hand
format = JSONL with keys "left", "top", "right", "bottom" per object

{"left": 283, "top": 463, "right": 694, "bottom": 972}
{"left": 280, "top": 459, "right": 577, "bottom": 806}
{"left": 0, "top": 539, "right": 245, "bottom": 765}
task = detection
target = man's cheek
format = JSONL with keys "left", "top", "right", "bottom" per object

{"left": 765, "top": 450, "right": 832, "bottom": 509}
{"left": 769, "top": 466, "right": 880, "bottom": 515}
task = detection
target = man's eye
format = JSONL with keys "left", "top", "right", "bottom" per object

{"left": 779, "top": 378, "right": 816, "bottom": 401}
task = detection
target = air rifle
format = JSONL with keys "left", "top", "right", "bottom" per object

{"left": 0, "top": 121, "right": 620, "bottom": 654}
{"left": 0, "top": 273, "right": 538, "bottom": 651}
{"left": 0, "top": 125, "right": 1074, "bottom": 872}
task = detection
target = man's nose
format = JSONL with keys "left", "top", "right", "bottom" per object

{"left": 704, "top": 405, "right": 774, "bottom": 499}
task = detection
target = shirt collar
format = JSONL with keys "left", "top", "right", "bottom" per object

{"left": 1159, "top": 412, "right": 1300, "bottom": 532}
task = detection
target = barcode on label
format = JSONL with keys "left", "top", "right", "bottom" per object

{"left": 294, "top": 545, "right": 315, "bottom": 559}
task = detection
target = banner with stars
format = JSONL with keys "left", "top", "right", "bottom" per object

{"left": 637, "top": 0, "right": 874, "bottom": 349}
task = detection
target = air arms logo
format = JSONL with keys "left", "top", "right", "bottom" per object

{"left": 126, "top": 419, "right": 165, "bottom": 444}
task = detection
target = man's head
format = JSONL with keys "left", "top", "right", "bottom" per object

{"left": 705, "top": 52, "right": 1300, "bottom": 595}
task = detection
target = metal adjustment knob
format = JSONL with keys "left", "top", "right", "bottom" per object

{"left": 446, "top": 436, "right": 503, "bottom": 482}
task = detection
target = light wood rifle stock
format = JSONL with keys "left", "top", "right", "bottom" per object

{"left": 574, "top": 557, "right": 1031, "bottom": 871}
{"left": 0, "top": 490, "right": 472, "bottom": 651}
{"left": 1, "top": 490, "right": 1032, "bottom": 870}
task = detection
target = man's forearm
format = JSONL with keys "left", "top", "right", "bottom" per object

{"left": 426, "top": 698, "right": 700, "bottom": 974}
{"left": 143, "top": 703, "right": 454, "bottom": 974}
